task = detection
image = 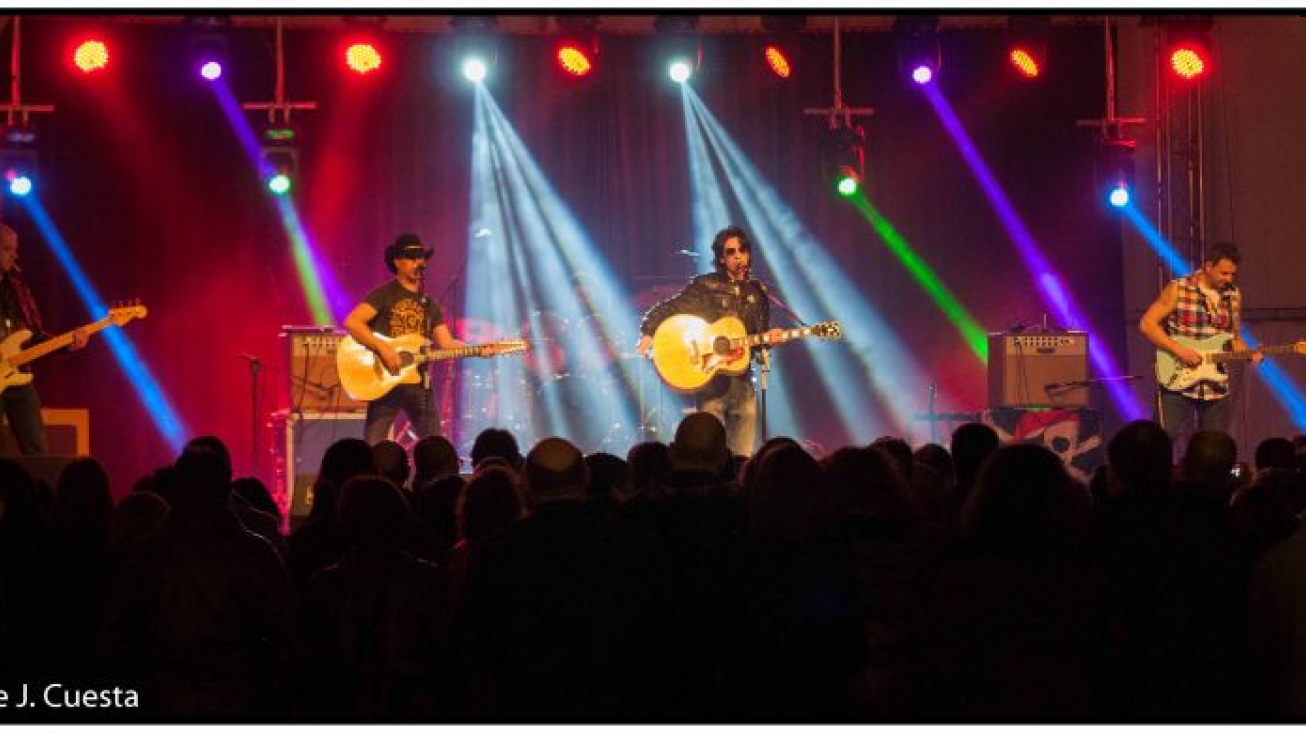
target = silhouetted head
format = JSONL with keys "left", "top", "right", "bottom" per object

{"left": 1181, "top": 430, "right": 1238, "bottom": 488}
{"left": 670, "top": 411, "right": 729, "bottom": 473}
{"left": 626, "top": 441, "right": 671, "bottom": 493}
{"left": 1255, "top": 437, "right": 1296, "bottom": 473}
{"left": 413, "top": 435, "right": 461, "bottom": 483}
{"left": 182, "top": 435, "right": 233, "bottom": 486}
{"left": 963, "top": 443, "right": 1090, "bottom": 551}
{"left": 523, "top": 437, "right": 589, "bottom": 505}
{"left": 371, "top": 439, "right": 411, "bottom": 489}
{"left": 458, "top": 465, "right": 525, "bottom": 542}
{"left": 1107, "top": 419, "right": 1173, "bottom": 495}
{"left": 337, "top": 476, "right": 410, "bottom": 550}
{"left": 471, "top": 427, "right": 524, "bottom": 470}
{"left": 747, "top": 443, "right": 829, "bottom": 541}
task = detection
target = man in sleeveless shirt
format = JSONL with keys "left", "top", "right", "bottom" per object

{"left": 1139, "top": 241, "right": 1261, "bottom": 442}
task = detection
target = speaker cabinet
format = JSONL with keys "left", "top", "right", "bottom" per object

{"left": 281, "top": 326, "right": 367, "bottom": 412}
{"left": 987, "top": 332, "right": 1090, "bottom": 408}
{"left": 1, "top": 407, "right": 89, "bottom": 458}
{"left": 270, "top": 410, "right": 367, "bottom": 528}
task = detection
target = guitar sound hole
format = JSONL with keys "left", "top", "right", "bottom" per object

{"left": 712, "top": 336, "right": 732, "bottom": 355}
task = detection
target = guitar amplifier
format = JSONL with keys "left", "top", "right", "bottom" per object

{"left": 987, "top": 331, "right": 1090, "bottom": 408}
{"left": 281, "top": 326, "right": 367, "bottom": 412}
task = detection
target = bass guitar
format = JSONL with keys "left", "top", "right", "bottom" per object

{"left": 0, "top": 303, "right": 148, "bottom": 394}
{"left": 1156, "top": 333, "right": 1306, "bottom": 391}
{"left": 336, "top": 332, "right": 530, "bottom": 401}
{"left": 651, "top": 314, "right": 842, "bottom": 393}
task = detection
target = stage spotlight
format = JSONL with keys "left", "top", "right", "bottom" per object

{"left": 760, "top": 15, "right": 805, "bottom": 80}
{"left": 450, "top": 15, "right": 499, "bottom": 85}
{"left": 260, "top": 126, "right": 298, "bottom": 196}
{"left": 668, "top": 60, "right": 694, "bottom": 84}
{"left": 1006, "top": 15, "right": 1049, "bottom": 79}
{"left": 72, "top": 37, "right": 110, "bottom": 74}
{"left": 824, "top": 124, "right": 866, "bottom": 198}
{"left": 1100, "top": 136, "right": 1136, "bottom": 208}
{"left": 654, "top": 15, "right": 700, "bottom": 84}
{"left": 895, "top": 15, "right": 941, "bottom": 86}
{"left": 187, "top": 17, "right": 231, "bottom": 83}
{"left": 555, "top": 15, "right": 599, "bottom": 78}
{"left": 344, "top": 41, "right": 383, "bottom": 75}
{"left": 1, "top": 127, "right": 38, "bottom": 198}
{"left": 1164, "top": 16, "right": 1213, "bottom": 82}
{"left": 462, "top": 58, "right": 488, "bottom": 83}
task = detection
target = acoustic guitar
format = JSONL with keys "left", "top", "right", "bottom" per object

{"left": 336, "top": 331, "right": 529, "bottom": 401}
{"left": 651, "top": 314, "right": 842, "bottom": 393}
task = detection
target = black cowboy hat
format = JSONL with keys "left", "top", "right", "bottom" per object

{"left": 384, "top": 233, "right": 433, "bottom": 273}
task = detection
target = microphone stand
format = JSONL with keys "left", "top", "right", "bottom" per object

{"left": 418, "top": 266, "right": 431, "bottom": 391}
{"left": 757, "top": 346, "right": 770, "bottom": 444}
{"left": 239, "top": 353, "right": 262, "bottom": 477}
{"left": 927, "top": 382, "right": 939, "bottom": 444}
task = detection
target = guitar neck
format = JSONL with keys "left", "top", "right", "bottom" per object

{"left": 422, "top": 345, "right": 485, "bottom": 362}
{"left": 740, "top": 325, "right": 819, "bottom": 347}
{"left": 1210, "top": 343, "right": 1296, "bottom": 364}
{"left": 10, "top": 316, "right": 112, "bottom": 368}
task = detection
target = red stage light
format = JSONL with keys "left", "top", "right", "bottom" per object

{"left": 764, "top": 44, "right": 792, "bottom": 78}
{"left": 345, "top": 43, "right": 383, "bottom": 75}
{"left": 556, "top": 43, "right": 593, "bottom": 77}
{"left": 1008, "top": 47, "right": 1041, "bottom": 78}
{"left": 1169, "top": 43, "right": 1208, "bottom": 81}
{"left": 73, "top": 39, "right": 110, "bottom": 74}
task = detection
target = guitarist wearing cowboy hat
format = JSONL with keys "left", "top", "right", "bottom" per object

{"left": 343, "top": 233, "right": 496, "bottom": 445}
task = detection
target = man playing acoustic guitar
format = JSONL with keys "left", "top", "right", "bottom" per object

{"left": 636, "top": 226, "right": 782, "bottom": 457}
{"left": 1139, "top": 241, "right": 1262, "bottom": 443}
{"left": 344, "top": 233, "right": 498, "bottom": 445}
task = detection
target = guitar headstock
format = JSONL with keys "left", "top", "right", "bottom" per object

{"left": 811, "top": 321, "right": 843, "bottom": 340}
{"left": 1295, "top": 340, "right": 1306, "bottom": 356}
{"left": 108, "top": 300, "right": 148, "bottom": 326}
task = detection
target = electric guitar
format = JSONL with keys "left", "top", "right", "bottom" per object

{"left": 336, "top": 332, "right": 530, "bottom": 401}
{"left": 651, "top": 314, "right": 842, "bottom": 393}
{"left": 1156, "top": 333, "right": 1306, "bottom": 391}
{"left": 0, "top": 303, "right": 148, "bottom": 394}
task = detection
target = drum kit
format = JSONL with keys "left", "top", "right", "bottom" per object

{"left": 449, "top": 311, "right": 651, "bottom": 453}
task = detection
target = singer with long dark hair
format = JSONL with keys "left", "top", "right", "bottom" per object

{"left": 344, "top": 233, "right": 488, "bottom": 445}
{"left": 636, "top": 225, "right": 782, "bottom": 456}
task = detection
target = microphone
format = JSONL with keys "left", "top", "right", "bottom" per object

{"left": 238, "top": 352, "right": 262, "bottom": 364}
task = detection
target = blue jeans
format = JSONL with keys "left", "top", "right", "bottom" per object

{"left": 1156, "top": 388, "right": 1232, "bottom": 449}
{"left": 364, "top": 383, "right": 439, "bottom": 445}
{"left": 0, "top": 383, "right": 48, "bottom": 455}
{"left": 698, "top": 375, "right": 757, "bottom": 457}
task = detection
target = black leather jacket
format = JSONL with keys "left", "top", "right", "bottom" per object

{"left": 640, "top": 272, "right": 772, "bottom": 375}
